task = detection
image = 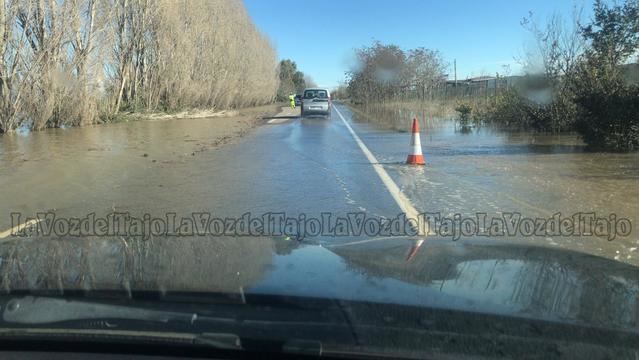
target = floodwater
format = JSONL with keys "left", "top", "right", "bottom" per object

{"left": 345, "top": 104, "right": 639, "bottom": 264}
{"left": 1, "top": 103, "right": 638, "bottom": 267}
{"left": 0, "top": 104, "right": 637, "bottom": 334}
{"left": 0, "top": 112, "right": 264, "bottom": 230}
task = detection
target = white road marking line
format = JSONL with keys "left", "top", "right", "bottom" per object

{"left": 328, "top": 236, "right": 408, "bottom": 248}
{"left": 0, "top": 218, "right": 42, "bottom": 239}
{"left": 267, "top": 118, "right": 289, "bottom": 124}
{"left": 333, "top": 105, "right": 428, "bottom": 236}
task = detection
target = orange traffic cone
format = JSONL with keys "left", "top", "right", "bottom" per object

{"left": 406, "top": 118, "right": 425, "bottom": 165}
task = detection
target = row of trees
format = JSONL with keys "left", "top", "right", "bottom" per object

{"left": 0, "top": 0, "right": 280, "bottom": 133}
{"left": 346, "top": 41, "right": 446, "bottom": 104}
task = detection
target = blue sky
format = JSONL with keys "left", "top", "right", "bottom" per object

{"left": 243, "top": 0, "right": 593, "bottom": 88}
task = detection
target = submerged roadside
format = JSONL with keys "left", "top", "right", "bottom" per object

{"left": 0, "top": 103, "right": 286, "bottom": 231}
{"left": 338, "top": 103, "right": 639, "bottom": 265}
{"left": 2, "top": 103, "right": 285, "bottom": 153}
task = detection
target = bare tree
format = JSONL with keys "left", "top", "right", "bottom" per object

{"left": 406, "top": 48, "right": 446, "bottom": 101}
{"left": 520, "top": 7, "right": 585, "bottom": 84}
{"left": 0, "top": 0, "right": 18, "bottom": 132}
{"left": 347, "top": 41, "right": 445, "bottom": 104}
{"left": 0, "top": 0, "right": 279, "bottom": 132}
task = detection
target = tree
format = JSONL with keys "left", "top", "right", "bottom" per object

{"left": 521, "top": 9, "right": 585, "bottom": 84}
{"left": 330, "top": 84, "right": 348, "bottom": 100}
{"left": 516, "top": 8, "right": 585, "bottom": 132}
{"left": 571, "top": 0, "right": 639, "bottom": 151}
{"left": 0, "top": 0, "right": 280, "bottom": 132}
{"left": 406, "top": 47, "right": 446, "bottom": 101}
{"left": 581, "top": 0, "right": 639, "bottom": 75}
{"left": 346, "top": 41, "right": 444, "bottom": 104}
{"left": 0, "top": 0, "right": 20, "bottom": 132}
{"left": 346, "top": 41, "right": 406, "bottom": 103}
{"left": 277, "top": 59, "right": 308, "bottom": 100}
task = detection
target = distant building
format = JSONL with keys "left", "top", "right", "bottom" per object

{"left": 445, "top": 76, "right": 499, "bottom": 89}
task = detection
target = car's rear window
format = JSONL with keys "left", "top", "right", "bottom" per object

{"left": 304, "top": 90, "right": 328, "bottom": 99}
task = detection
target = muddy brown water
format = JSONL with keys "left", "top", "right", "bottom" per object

{"left": 0, "top": 113, "right": 278, "bottom": 293}
{"left": 0, "top": 113, "right": 265, "bottom": 230}
{"left": 347, "top": 104, "right": 639, "bottom": 265}
{"left": 1, "top": 102, "right": 639, "bottom": 296}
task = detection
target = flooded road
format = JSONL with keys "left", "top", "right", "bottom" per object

{"left": 341, "top": 104, "right": 639, "bottom": 264}
{"left": 0, "top": 104, "right": 407, "bottom": 293}
{"left": 0, "top": 103, "right": 638, "bottom": 334}
{"left": 1, "top": 103, "right": 639, "bottom": 266}
{"left": 0, "top": 107, "right": 275, "bottom": 230}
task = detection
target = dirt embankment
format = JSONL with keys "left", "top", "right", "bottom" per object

{"left": 115, "top": 103, "right": 286, "bottom": 151}
{"left": 180, "top": 104, "right": 285, "bottom": 150}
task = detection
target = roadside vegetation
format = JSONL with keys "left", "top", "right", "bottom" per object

{"left": 330, "top": 84, "right": 348, "bottom": 100}
{"left": 342, "top": 41, "right": 455, "bottom": 123}
{"left": 0, "top": 0, "right": 282, "bottom": 133}
{"left": 345, "top": 0, "right": 639, "bottom": 152}
{"left": 346, "top": 42, "right": 447, "bottom": 104}
{"left": 276, "top": 59, "right": 315, "bottom": 101}
{"left": 478, "top": 0, "right": 639, "bottom": 151}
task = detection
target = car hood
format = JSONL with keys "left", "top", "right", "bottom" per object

{"left": 1, "top": 235, "right": 637, "bottom": 331}
{"left": 253, "top": 237, "right": 639, "bottom": 332}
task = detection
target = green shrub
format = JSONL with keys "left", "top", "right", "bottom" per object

{"left": 475, "top": 89, "right": 531, "bottom": 130}
{"left": 573, "top": 81, "right": 639, "bottom": 151}
{"left": 455, "top": 103, "right": 472, "bottom": 126}
{"left": 473, "top": 88, "right": 577, "bottom": 133}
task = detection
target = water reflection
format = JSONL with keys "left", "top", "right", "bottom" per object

{"left": 330, "top": 239, "right": 639, "bottom": 330}
{"left": 0, "top": 235, "right": 274, "bottom": 294}
{"left": 351, "top": 104, "right": 451, "bottom": 133}
{"left": 456, "top": 124, "right": 474, "bottom": 134}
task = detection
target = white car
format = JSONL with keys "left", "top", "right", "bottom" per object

{"left": 301, "top": 88, "right": 331, "bottom": 118}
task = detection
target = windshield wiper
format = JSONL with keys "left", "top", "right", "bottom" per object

{"left": 2, "top": 296, "right": 198, "bottom": 325}
{"left": 0, "top": 296, "right": 323, "bottom": 356}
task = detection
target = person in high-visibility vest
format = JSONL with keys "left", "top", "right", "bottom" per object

{"left": 288, "top": 93, "right": 296, "bottom": 109}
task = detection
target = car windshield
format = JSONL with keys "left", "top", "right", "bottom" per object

{"left": 1, "top": 0, "right": 639, "bottom": 358}
{"left": 304, "top": 90, "right": 328, "bottom": 99}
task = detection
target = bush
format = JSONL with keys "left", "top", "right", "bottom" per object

{"left": 455, "top": 103, "right": 472, "bottom": 126}
{"left": 473, "top": 88, "right": 577, "bottom": 133}
{"left": 475, "top": 90, "right": 532, "bottom": 130}
{"left": 573, "top": 81, "right": 639, "bottom": 151}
